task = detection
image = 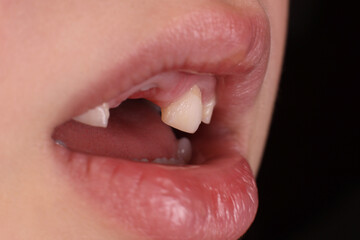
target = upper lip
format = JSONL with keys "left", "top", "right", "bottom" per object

{"left": 53, "top": 5, "right": 270, "bottom": 240}
{"left": 62, "top": 7, "right": 270, "bottom": 128}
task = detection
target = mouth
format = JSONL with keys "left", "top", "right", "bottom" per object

{"left": 50, "top": 6, "right": 269, "bottom": 240}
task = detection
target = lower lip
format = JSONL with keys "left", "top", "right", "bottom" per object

{"left": 53, "top": 132, "right": 258, "bottom": 240}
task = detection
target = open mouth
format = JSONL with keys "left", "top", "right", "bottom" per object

{"left": 54, "top": 71, "right": 217, "bottom": 165}
{"left": 49, "top": 7, "right": 270, "bottom": 240}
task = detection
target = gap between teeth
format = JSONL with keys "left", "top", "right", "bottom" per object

{"left": 72, "top": 84, "right": 215, "bottom": 133}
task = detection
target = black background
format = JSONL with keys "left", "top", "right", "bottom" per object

{"left": 244, "top": 1, "right": 359, "bottom": 239}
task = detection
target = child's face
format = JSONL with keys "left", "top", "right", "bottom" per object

{"left": 0, "top": 0, "right": 288, "bottom": 239}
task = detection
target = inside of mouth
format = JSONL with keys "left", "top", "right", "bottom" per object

{"left": 51, "top": 70, "right": 226, "bottom": 166}
{"left": 52, "top": 98, "right": 201, "bottom": 166}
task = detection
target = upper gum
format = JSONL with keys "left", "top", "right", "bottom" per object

{"left": 106, "top": 70, "right": 217, "bottom": 109}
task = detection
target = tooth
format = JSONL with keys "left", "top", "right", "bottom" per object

{"left": 153, "top": 157, "right": 187, "bottom": 165}
{"left": 153, "top": 157, "right": 176, "bottom": 165}
{"left": 140, "top": 158, "right": 150, "bottom": 162}
{"left": 161, "top": 85, "right": 202, "bottom": 133}
{"left": 177, "top": 137, "right": 192, "bottom": 164}
{"left": 73, "top": 103, "right": 110, "bottom": 128}
{"left": 54, "top": 139, "right": 66, "bottom": 148}
{"left": 180, "top": 69, "right": 214, "bottom": 76}
{"left": 201, "top": 97, "right": 216, "bottom": 124}
{"left": 135, "top": 158, "right": 149, "bottom": 163}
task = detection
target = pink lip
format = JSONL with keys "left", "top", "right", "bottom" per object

{"left": 53, "top": 5, "right": 270, "bottom": 240}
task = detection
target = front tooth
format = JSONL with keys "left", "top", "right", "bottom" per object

{"left": 73, "top": 103, "right": 110, "bottom": 128}
{"left": 202, "top": 97, "right": 216, "bottom": 124}
{"left": 161, "top": 85, "right": 202, "bottom": 133}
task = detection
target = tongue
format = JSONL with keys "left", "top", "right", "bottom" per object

{"left": 53, "top": 100, "right": 178, "bottom": 160}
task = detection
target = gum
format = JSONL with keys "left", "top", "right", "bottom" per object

{"left": 108, "top": 71, "right": 216, "bottom": 109}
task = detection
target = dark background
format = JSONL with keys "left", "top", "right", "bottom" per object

{"left": 244, "top": 1, "right": 359, "bottom": 239}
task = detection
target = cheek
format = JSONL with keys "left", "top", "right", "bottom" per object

{"left": 0, "top": 3, "right": 139, "bottom": 237}
{"left": 0, "top": 150, "right": 142, "bottom": 239}
{"left": 0, "top": 3, "right": 64, "bottom": 135}
{"left": 247, "top": 0, "right": 289, "bottom": 174}
{"left": 0, "top": 0, "right": 156, "bottom": 133}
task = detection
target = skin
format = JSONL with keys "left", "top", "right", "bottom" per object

{"left": 0, "top": 0, "right": 288, "bottom": 239}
